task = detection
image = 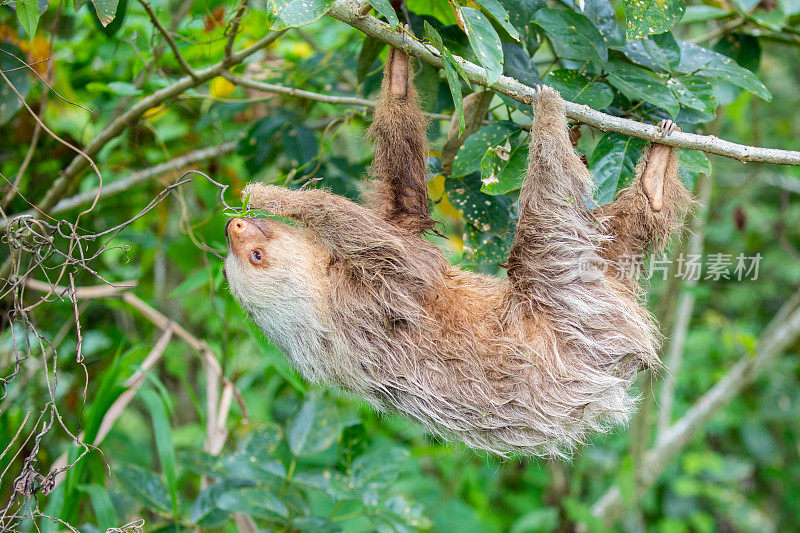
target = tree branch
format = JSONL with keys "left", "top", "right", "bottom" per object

{"left": 592, "top": 287, "right": 800, "bottom": 523}
{"left": 223, "top": 73, "right": 452, "bottom": 120}
{"left": 328, "top": 0, "right": 800, "bottom": 165}
{"left": 0, "top": 141, "right": 238, "bottom": 232}
{"left": 139, "top": 0, "right": 197, "bottom": 80}
{"left": 34, "top": 30, "right": 285, "bottom": 216}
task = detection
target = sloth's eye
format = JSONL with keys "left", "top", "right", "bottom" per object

{"left": 251, "top": 250, "right": 262, "bottom": 263}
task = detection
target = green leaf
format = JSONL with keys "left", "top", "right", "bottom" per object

{"left": 16, "top": 0, "right": 41, "bottom": 39}
{"left": 216, "top": 487, "right": 289, "bottom": 519}
{"left": 480, "top": 137, "right": 529, "bottom": 195}
{"left": 676, "top": 40, "right": 771, "bottom": 101}
{"left": 350, "top": 447, "right": 408, "bottom": 491}
{"left": 461, "top": 7, "right": 504, "bottom": 86}
{"left": 583, "top": 0, "right": 625, "bottom": 45}
{"left": 267, "top": 0, "right": 336, "bottom": 30}
{"left": 498, "top": 0, "right": 546, "bottom": 52}
{"left": 140, "top": 389, "right": 179, "bottom": 519}
{"left": 476, "top": 0, "right": 520, "bottom": 41}
{"left": 623, "top": 0, "right": 686, "bottom": 42}
{"left": 445, "top": 173, "right": 513, "bottom": 235}
{"left": 606, "top": 59, "right": 680, "bottom": 117}
{"left": 368, "top": 0, "right": 399, "bottom": 28}
{"left": 115, "top": 464, "right": 172, "bottom": 514}
{"left": 620, "top": 32, "right": 681, "bottom": 72}
{"left": 90, "top": 0, "right": 118, "bottom": 26}
{"left": 452, "top": 121, "right": 520, "bottom": 177}
{"left": 78, "top": 485, "right": 118, "bottom": 531}
{"left": 779, "top": 0, "right": 800, "bottom": 15}
{"left": 190, "top": 479, "right": 251, "bottom": 527}
{"left": 544, "top": 69, "right": 613, "bottom": 110}
{"left": 0, "top": 43, "right": 32, "bottom": 125}
{"left": 677, "top": 149, "right": 710, "bottom": 189}
{"left": 462, "top": 223, "right": 514, "bottom": 265}
{"left": 589, "top": 132, "right": 648, "bottom": 205}
{"left": 668, "top": 76, "right": 717, "bottom": 116}
{"left": 533, "top": 8, "right": 608, "bottom": 64}
{"left": 713, "top": 33, "right": 760, "bottom": 72}
{"left": 680, "top": 5, "right": 728, "bottom": 23}
{"left": 286, "top": 390, "right": 340, "bottom": 456}
{"left": 502, "top": 42, "right": 539, "bottom": 86}
{"left": 424, "top": 22, "right": 466, "bottom": 132}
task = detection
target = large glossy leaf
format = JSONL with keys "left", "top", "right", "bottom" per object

{"left": 461, "top": 7, "right": 504, "bottom": 86}
{"left": 267, "top": 0, "right": 336, "bottom": 30}
{"left": 713, "top": 33, "right": 760, "bottom": 71}
{"left": 623, "top": 0, "right": 686, "bottom": 42}
{"left": 480, "top": 137, "right": 529, "bottom": 195}
{"left": 476, "top": 0, "right": 520, "bottom": 41}
{"left": 445, "top": 173, "right": 513, "bottom": 235}
{"left": 0, "top": 43, "right": 32, "bottom": 125}
{"left": 90, "top": 0, "right": 118, "bottom": 26}
{"left": 463, "top": 223, "right": 515, "bottom": 265}
{"left": 678, "top": 149, "right": 711, "bottom": 189}
{"left": 286, "top": 391, "right": 340, "bottom": 456}
{"left": 115, "top": 464, "right": 172, "bottom": 514}
{"left": 676, "top": 40, "right": 771, "bottom": 101}
{"left": 452, "top": 121, "right": 520, "bottom": 177}
{"left": 606, "top": 59, "right": 680, "bottom": 117}
{"left": 533, "top": 8, "right": 608, "bottom": 65}
{"left": 545, "top": 69, "right": 613, "bottom": 110}
{"left": 668, "top": 76, "right": 717, "bottom": 116}
{"left": 589, "top": 132, "right": 648, "bottom": 205}
{"left": 502, "top": 42, "right": 539, "bottom": 86}
{"left": 216, "top": 487, "right": 289, "bottom": 519}
{"left": 190, "top": 479, "right": 253, "bottom": 527}
{"left": 621, "top": 32, "right": 681, "bottom": 72}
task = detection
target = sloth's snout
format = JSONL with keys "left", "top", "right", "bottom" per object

{"left": 228, "top": 218, "right": 248, "bottom": 237}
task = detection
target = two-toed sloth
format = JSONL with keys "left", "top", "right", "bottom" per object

{"left": 224, "top": 48, "right": 692, "bottom": 456}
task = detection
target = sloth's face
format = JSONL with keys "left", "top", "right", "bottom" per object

{"left": 224, "top": 217, "right": 328, "bottom": 314}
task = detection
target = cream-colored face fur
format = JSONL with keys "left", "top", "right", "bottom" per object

{"left": 224, "top": 218, "right": 332, "bottom": 378}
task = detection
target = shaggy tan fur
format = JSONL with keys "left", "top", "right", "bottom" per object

{"left": 224, "top": 51, "right": 693, "bottom": 456}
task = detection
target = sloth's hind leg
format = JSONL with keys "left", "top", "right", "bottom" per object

{"left": 595, "top": 120, "right": 693, "bottom": 280}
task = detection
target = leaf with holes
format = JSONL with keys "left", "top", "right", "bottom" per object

{"left": 268, "top": 0, "right": 336, "bottom": 30}
{"left": 623, "top": 0, "right": 686, "bottom": 42}
{"left": 668, "top": 76, "right": 717, "bottom": 116}
{"left": 90, "top": 0, "right": 119, "bottom": 26}
{"left": 606, "top": 59, "right": 680, "bottom": 117}
{"left": 544, "top": 69, "right": 613, "bottom": 110}
{"left": 589, "top": 132, "right": 648, "bottom": 205}
{"left": 533, "top": 8, "right": 608, "bottom": 64}
{"left": 446, "top": 174, "right": 513, "bottom": 235}
{"left": 676, "top": 40, "right": 770, "bottom": 101}
{"left": 461, "top": 7, "right": 504, "bottom": 85}
{"left": 480, "top": 137, "right": 529, "bottom": 195}
{"left": 462, "top": 224, "right": 514, "bottom": 265}
{"left": 452, "top": 121, "right": 520, "bottom": 178}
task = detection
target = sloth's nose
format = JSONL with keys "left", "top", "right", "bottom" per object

{"left": 228, "top": 218, "right": 248, "bottom": 237}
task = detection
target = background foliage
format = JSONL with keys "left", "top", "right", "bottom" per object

{"left": 1, "top": 0, "right": 799, "bottom": 531}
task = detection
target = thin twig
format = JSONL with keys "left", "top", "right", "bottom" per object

{"left": 328, "top": 0, "right": 800, "bottom": 165}
{"left": 139, "top": 0, "right": 197, "bottom": 79}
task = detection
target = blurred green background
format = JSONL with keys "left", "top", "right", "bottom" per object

{"left": 1, "top": 0, "right": 799, "bottom": 531}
